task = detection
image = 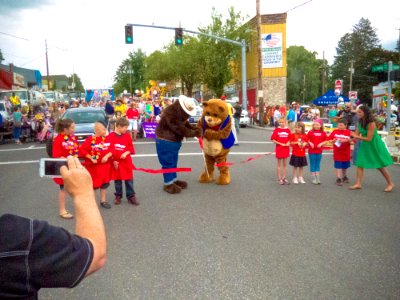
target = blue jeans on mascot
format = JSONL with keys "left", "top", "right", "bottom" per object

{"left": 156, "top": 138, "right": 182, "bottom": 185}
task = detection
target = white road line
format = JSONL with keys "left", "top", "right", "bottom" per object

{"left": 0, "top": 141, "right": 272, "bottom": 152}
{"left": 0, "top": 152, "right": 332, "bottom": 165}
{"left": 0, "top": 146, "right": 45, "bottom": 152}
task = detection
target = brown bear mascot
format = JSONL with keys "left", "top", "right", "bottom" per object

{"left": 198, "top": 99, "right": 235, "bottom": 185}
{"left": 155, "top": 95, "right": 201, "bottom": 194}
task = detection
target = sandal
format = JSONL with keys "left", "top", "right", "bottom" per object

{"left": 59, "top": 211, "right": 74, "bottom": 219}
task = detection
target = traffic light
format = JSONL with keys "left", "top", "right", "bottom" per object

{"left": 125, "top": 25, "right": 133, "bottom": 44}
{"left": 175, "top": 28, "right": 183, "bottom": 46}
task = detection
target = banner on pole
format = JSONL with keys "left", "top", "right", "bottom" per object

{"left": 261, "top": 33, "right": 283, "bottom": 68}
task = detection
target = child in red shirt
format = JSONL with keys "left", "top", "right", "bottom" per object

{"left": 108, "top": 117, "right": 139, "bottom": 205}
{"left": 126, "top": 102, "right": 140, "bottom": 141}
{"left": 271, "top": 117, "right": 291, "bottom": 185}
{"left": 52, "top": 118, "right": 78, "bottom": 219}
{"left": 289, "top": 122, "right": 308, "bottom": 184}
{"left": 80, "top": 121, "right": 113, "bottom": 209}
{"left": 329, "top": 118, "right": 352, "bottom": 186}
{"left": 307, "top": 119, "right": 328, "bottom": 184}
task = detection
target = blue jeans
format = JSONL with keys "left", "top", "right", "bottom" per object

{"left": 13, "top": 126, "right": 21, "bottom": 141}
{"left": 309, "top": 153, "right": 322, "bottom": 173}
{"left": 156, "top": 138, "right": 181, "bottom": 185}
{"left": 114, "top": 179, "right": 135, "bottom": 198}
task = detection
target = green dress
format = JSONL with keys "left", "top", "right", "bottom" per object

{"left": 355, "top": 124, "right": 393, "bottom": 169}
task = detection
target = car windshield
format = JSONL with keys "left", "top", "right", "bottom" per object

{"left": 0, "top": 91, "right": 28, "bottom": 101}
{"left": 64, "top": 110, "right": 106, "bottom": 124}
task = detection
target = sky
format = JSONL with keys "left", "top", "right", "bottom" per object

{"left": 0, "top": 0, "right": 399, "bottom": 89}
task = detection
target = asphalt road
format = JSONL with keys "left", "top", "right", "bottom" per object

{"left": 0, "top": 127, "right": 399, "bottom": 299}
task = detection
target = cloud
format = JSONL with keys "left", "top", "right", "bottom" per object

{"left": 0, "top": 0, "right": 53, "bottom": 15}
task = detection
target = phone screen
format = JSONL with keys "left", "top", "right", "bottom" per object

{"left": 44, "top": 160, "right": 68, "bottom": 177}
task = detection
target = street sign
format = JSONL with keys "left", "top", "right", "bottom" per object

{"left": 349, "top": 91, "right": 357, "bottom": 100}
{"left": 334, "top": 79, "right": 342, "bottom": 89}
{"left": 371, "top": 63, "right": 400, "bottom": 72}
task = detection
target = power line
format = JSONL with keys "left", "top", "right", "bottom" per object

{"left": 285, "top": 0, "right": 313, "bottom": 13}
{"left": 0, "top": 31, "right": 68, "bottom": 51}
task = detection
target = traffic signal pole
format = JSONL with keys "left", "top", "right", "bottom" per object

{"left": 126, "top": 23, "right": 248, "bottom": 109}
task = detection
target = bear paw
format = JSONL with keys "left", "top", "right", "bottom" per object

{"left": 199, "top": 171, "right": 214, "bottom": 183}
{"left": 216, "top": 173, "right": 231, "bottom": 185}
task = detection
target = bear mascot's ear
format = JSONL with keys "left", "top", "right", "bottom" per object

{"left": 218, "top": 106, "right": 226, "bottom": 114}
{"left": 202, "top": 102, "right": 208, "bottom": 107}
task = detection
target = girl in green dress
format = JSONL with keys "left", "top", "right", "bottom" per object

{"left": 349, "top": 105, "right": 395, "bottom": 192}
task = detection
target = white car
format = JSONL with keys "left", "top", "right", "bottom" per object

{"left": 239, "top": 110, "right": 250, "bottom": 127}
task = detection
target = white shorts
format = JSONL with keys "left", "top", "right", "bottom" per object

{"left": 129, "top": 119, "right": 138, "bottom": 131}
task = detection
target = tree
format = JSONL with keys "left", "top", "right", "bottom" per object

{"left": 287, "top": 46, "right": 324, "bottom": 103}
{"left": 114, "top": 49, "right": 147, "bottom": 95}
{"left": 331, "top": 18, "right": 381, "bottom": 103}
{"left": 197, "top": 7, "right": 250, "bottom": 97}
{"left": 0, "top": 49, "right": 4, "bottom": 64}
{"left": 68, "top": 73, "right": 84, "bottom": 92}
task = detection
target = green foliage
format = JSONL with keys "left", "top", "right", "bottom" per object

{"left": 68, "top": 73, "right": 84, "bottom": 92}
{"left": 287, "top": 46, "right": 324, "bottom": 103}
{"left": 0, "top": 49, "right": 3, "bottom": 63}
{"left": 331, "top": 18, "right": 382, "bottom": 103}
{"left": 198, "top": 7, "right": 250, "bottom": 97}
{"left": 114, "top": 49, "right": 147, "bottom": 95}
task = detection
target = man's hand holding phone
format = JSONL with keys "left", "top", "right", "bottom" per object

{"left": 60, "top": 156, "right": 93, "bottom": 198}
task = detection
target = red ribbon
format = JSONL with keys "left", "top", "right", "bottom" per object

{"left": 132, "top": 164, "right": 192, "bottom": 174}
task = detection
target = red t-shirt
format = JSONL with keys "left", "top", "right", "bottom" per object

{"left": 271, "top": 127, "right": 291, "bottom": 159}
{"left": 108, "top": 132, "right": 135, "bottom": 180}
{"left": 79, "top": 135, "right": 112, "bottom": 188}
{"left": 52, "top": 134, "right": 79, "bottom": 185}
{"left": 307, "top": 130, "right": 328, "bottom": 154}
{"left": 290, "top": 133, "right": 308, "bottom": 157}
{"left": 329, "top": 129, "right": 351, "bottom": 162}
{"left": 126, "top": 108, "right": 139, "bottom": 120}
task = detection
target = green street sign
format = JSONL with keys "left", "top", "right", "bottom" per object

{"left": 371, "top": 63, "right": 400, "bottom": 72}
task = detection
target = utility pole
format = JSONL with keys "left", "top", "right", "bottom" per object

{"left": 45, "top": 39, "right": 50, "bottom": 90}
{"left": 349, "top": 60, "right": 355, "bottom": 93}
{"left": 256, "top": 0, "right": 264, "bottom": 126}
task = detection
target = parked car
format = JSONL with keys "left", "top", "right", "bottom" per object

{"left": 239, "top": 110, "right": 250, "bottom": 127}
{"left": 46, "top": 107, "right": 108, "bottom": 157}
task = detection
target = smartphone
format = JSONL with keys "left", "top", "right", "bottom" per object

{"left": 39, "top": 158, "right": 68, "bottom": 178}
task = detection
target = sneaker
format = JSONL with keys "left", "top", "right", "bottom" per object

{"left": 311, "top": 175, "right": 318, "bottom": 185}
{"left": 278, "top": 179, "right": 284, "bottom": 185}
{"left": 336, "top": 178, "right": 343, "bottom": 186}
{"left": 114, "top": 195, "right": 122, "bottom": 205}
{"left": 298, "top": 177, "right": 306, "bottom": 184}
{"left": 100, "top": 202, "right": 111, "bottom": 209}
{"left": 128, "top": 195, "right": 140, "bottom": 206}
{"left": 342, "top": 176, "right": 349, "bottom": 184}
{"left": 282, "top": 178, "right": 290, "bottom": 185}
{"left": 316, "top": 174, "right": 321, "bottom": 185}
{"left": 292, "top": 177, "right": 299, "bottom": 184}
